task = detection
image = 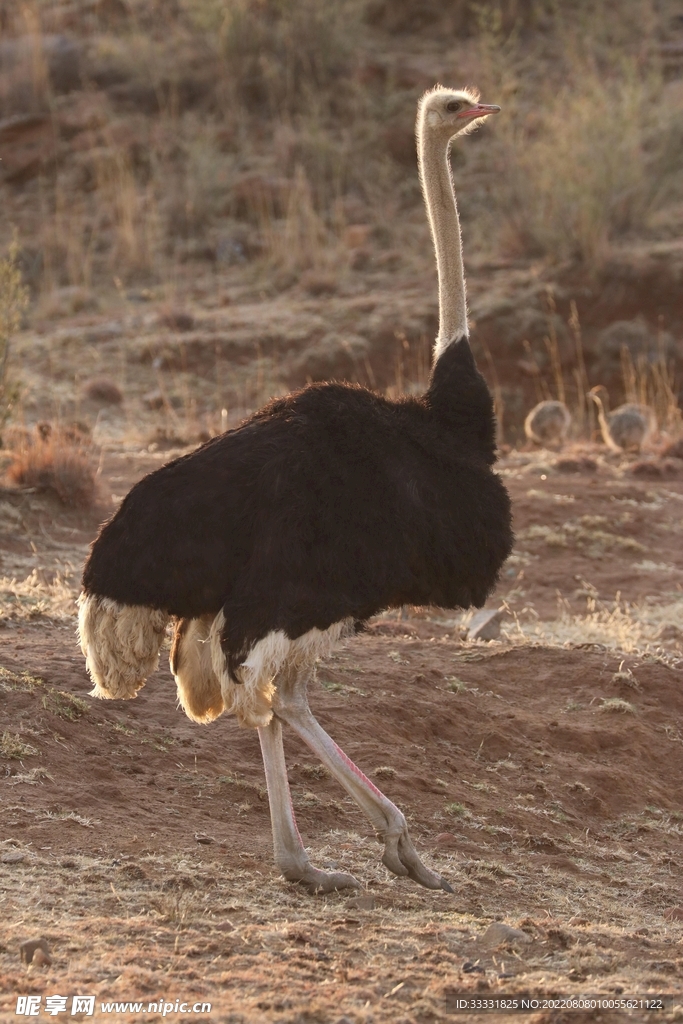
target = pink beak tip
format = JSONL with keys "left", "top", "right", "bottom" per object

{"left": 459, "top": 103, "right": 501, "bottom": 119}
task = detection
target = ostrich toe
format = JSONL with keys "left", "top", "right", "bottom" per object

{"left": 382, "top": 830, "right": 453, "bottom": 892}
{"left": 289, "top": 865, "right": 361, "bottom": 894}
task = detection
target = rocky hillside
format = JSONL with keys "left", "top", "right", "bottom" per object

{"left": 1, "top": 0, "right": 682, "bottom": 441}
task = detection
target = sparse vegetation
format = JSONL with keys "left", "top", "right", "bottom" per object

{"left": 446, "top": 677, "right": 469, "bottom": 693}
{"left": 40, "top": 810, "right": 98, "bottom": 827}
{"left": 0, "top": 235, "right": 29, "bottom": 433}
{"left": 42, "top": 690, "right": 89, "bottom": 721}
{"left": 300, "top": 762, "right": 329, "bottom": 779}
{"left": 599, "top": 697, "right": 636, "bottom": 714}
{"left": 0, "top": 731, "right": 38, "bottom": 759}
{"left": 6, "top": 425, "right": 97, "bottom": 507}
{"left": 0, "top": 6, "right": 682, "bottom": 1017}
{"left": 0, "top": 569, "right": 76, "bottom": 623}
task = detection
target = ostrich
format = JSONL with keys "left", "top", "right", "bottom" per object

{"left": 524, "top": 400, "right": 571, "bottom": 447}
{"left": 588, "top": 386, "right": 655, "bottom": 452}
{"left": 79, "top": 87, "right": 512, "bottom": 894}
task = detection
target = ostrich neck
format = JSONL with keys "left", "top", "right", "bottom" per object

{"left": 593, "top": 396, "right": 615, "bottom": 448}
{"left": 419, "top": 131, "right": 468, "bottom": 361}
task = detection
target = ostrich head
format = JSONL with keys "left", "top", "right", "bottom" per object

{"left": 417, "top": 86, "right": 500, "bottom": 141}
{"left": 588, "top": 385, "right": 609, "bottom": 411}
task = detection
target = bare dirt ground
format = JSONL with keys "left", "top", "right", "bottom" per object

{"left": 1, "top": 449, "right": 682, "bottom": 1023}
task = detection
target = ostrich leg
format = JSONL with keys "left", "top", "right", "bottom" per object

{"left": 273, "top": 664, "right": 454, "bottom": 893}
{"left": 257, "top": 714, "right": 360, "bottom": 893}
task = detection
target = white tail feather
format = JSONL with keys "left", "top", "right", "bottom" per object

{"left": 78, "top": 593, "right": 169, "bottom": 699}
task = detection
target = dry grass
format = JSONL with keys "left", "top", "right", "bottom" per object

{"left": 504, "top": 595, "right": 683, "bottom": 667}
{"left": 2, "top": 837, "right": 680, "bottom": 1021}
{"left": 0, "top": 236, "right": 29, "bottom": 431}
{"left": 496, "top": 67, "right": 660, "bottom": 264}
{"left": 5, "top": 426, "right": 97, "bottom": 507}
{"left": 3, "top": 0, "right": 677, "bottom": 300}
{"left": 0, "top": 569, "right": 76, "bottom": 623}
{"left": 514, "top": 294, "right": 681, "bottom": 443}
{"left": 0, "top": 730, "right": 38, "bottom": 759}
{"left": 620, "top": 345, "right": 683, "bottom": 437}
{"left": 475, "top": 2, "right": 682, "bottom": 266}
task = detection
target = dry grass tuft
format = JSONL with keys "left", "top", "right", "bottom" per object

{"left": 0, "top": 569, "right": 76, "bottom": 623}
{"left": 6, "top": 425, "right": 97, "bottom": 507}
{"left": 0, "top": 236, "right": 29, "bottom": 429}
{"left": 505, "top": 595, "right": 683, "bottom": 667}
{"left": 0, "top": 730, "right": 38, "bottom": 759}
{"left": 599, "top": 697, "right": 636, "bottom": 714}
{"left": 83, "top": 377, "right": 123, "bottom": 405}
{"left": 498, "top": 68, "right": 658, "bottom": 264}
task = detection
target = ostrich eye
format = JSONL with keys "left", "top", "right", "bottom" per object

{"left": 446, "top": 100, "right": 461, "bottom": 112}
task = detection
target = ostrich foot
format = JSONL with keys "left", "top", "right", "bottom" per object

{"left": 258, "top": 718, "right": 360, "bottom": 895}
{"left": 275, "top": 689, "right": 455, "bottom": 895}
{"left": 283, "top": 863, "right": 361, "bottom": 895}
{"left": 382, "top": 830, "right": 454, "bottom": 893}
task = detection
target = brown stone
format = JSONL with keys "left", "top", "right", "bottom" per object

{"left": 1, "top": 850, "right": 25, "bottom": 864}
{"left": 20, "top": 938, "right": 50, "bottom": 965}
{"left": 481, "top": 922, "right": 531, "bottom": 948}
{"left": 347, "top": 894, "right": 375, "bottom": 911}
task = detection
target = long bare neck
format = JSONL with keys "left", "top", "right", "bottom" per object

{"left": 591, "top": 394, "right": 617, "bottom": 450}
{"left": 418, "top": 129, "right": 468, "bottom": 361}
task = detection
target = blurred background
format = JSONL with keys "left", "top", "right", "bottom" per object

{"left": 0, "top": 0, "right": 681, "bottom": 458}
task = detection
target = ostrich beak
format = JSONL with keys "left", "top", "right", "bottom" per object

{"left": 458, "top": 103, "right": 501, "bottom": 119}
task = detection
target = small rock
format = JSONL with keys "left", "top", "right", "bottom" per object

{"left": 31, "top": 948, "right": 52, "bottom": 967}
{"left": 194, "top": 833, "right": 215, "bottom": 845}
{"left": 467, "top": 609, "right": 504, "bottom": 641}
{"left": 481, "top": 922, "right": 531, "bottom": 948}
{"left": 20, "top": 938, "right": 50, "bottom": 965}
{"left": 664, "top": 906, "right": 683, "bottom": 921}
{"left": 347, "top": 894, "right": 375, "bottom": 911}
{"left": 434, "top": 832, "right": 459, "bottom": 848}
{"left": 1, "top": 850, "right": 25, "bottom": 864}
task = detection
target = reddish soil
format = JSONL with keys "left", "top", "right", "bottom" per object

{"left": 1, "top": 452, "right": 682, "bottom": 1022}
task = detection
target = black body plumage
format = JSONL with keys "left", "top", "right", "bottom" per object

{"left": 83, "top": 340, "right": 513, "bottom": 677}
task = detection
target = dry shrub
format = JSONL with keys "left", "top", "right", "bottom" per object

{"left": 498, "top": 68, "right": 660, "bottom": 263}
{"left": 471, "top": 0, "right": 682, "bottom": 267}
{"left": 6, "top": 425, "right": 97, "bottom": 507}
{"left": 620, "top": 346, "right": 682, "bottom": 437}
{"left": 83, "top": 377, "right": 123, "bottom": 404}
{"left": 364, "top": 0, "right": 549, "bottom": 34}
{"left": 260, "top": 165, "right": 340, "bottom": 276}
{"left": 0, "top": 235, "right": 29, "bottom": 429}
{"left": 189, "top": 0, "right": 359, "bottom": 115}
